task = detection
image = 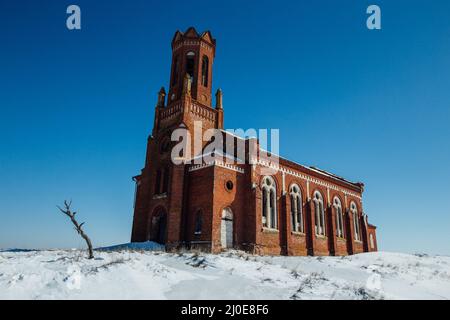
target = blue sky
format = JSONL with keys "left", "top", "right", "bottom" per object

{"left": 0, "top": 0, "right": 449, "bottom": 254}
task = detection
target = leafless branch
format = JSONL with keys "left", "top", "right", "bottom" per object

{"left": 58, "top": 200, "right": 94, "bottom": 259}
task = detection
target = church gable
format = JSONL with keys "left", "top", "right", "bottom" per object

{"left": 201, "top": 31, "right": 215, "bottom": 45}
{"left": 184, "top": 27, "right": 200, "bottom": 38}
{"left": 171, "top": 30, "right": 183, "bottom": 45}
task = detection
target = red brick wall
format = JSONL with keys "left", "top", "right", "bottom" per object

{"left": 131, "top": 29, "right": 378, "bottom": 257}
{"left": 132, "top": 146, "right": 376, "bottom": 257}
{"left": 185, "top": 166, "right": 214, "bottom": 249}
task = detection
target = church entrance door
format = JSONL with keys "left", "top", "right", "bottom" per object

{"left": 150, "top": 208, "right": 167, "bottom": 245}
{"left": 156, "top": 213, "right": 167, "bottom": 244}
{"left": 221, "top": 208, "right": 233, "bottom": 249}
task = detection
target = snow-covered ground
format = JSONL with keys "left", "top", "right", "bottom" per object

{"left": 1, "top": 244, "right": 449, "bottom": 300}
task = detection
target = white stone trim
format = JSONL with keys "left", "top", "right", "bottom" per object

{"left": 327, "top": 187, "right": 331, "bottom": 206}
{"left": 306, "top": 180, "right": 310, "bottom": 200}
{"left": 188, "top": 160, "right": 244, "bottom": 174}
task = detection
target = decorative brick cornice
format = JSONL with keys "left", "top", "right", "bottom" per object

{"left": 256, "top": 160, "right": 362, "bottom": 200}
{"left": 188, "top": 160, "right": 244, "bottom": 174}
{"left": 173, "top": 40, "right": 214, "bottom": 52}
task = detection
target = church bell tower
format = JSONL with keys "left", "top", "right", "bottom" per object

{"left": 168, "top": 27, "right": 216, "bottom": 108}
{"left": 131, "top": 27, "right": 223, "bottom": 247}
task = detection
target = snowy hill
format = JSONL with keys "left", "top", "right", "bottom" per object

{"left": 1, "top": 245, "right": 449, "bottom": 300}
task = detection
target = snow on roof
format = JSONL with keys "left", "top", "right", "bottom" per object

{"left": 272, "top": 155, "right": 362, "bottom": 189}
{"left": 308, "top": 166, "right": 361, "bottom": 187}
{"left": 218, "top": 129, "right": 257, "bottom": 145}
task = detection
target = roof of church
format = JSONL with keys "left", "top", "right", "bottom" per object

{"left": 219, "top": 130, "right": 363, "bottom": 192}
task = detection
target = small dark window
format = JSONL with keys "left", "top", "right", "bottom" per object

{"left": 201, "top": 56, "right": 209, "bottom": 87}
{"left": 160, "top": 139, "right": 171, "bottom": 154}
{"left": 154, "top": 169, "right": 162, "bottom": 195}
{"left": 162, "top": 166, "right": 170, "bottom": 194}
{"left": 194, "top": 211, "right": 202, "bottom": 235}
{"left": 226, "top": 180, "right": 234, "bottom": 191}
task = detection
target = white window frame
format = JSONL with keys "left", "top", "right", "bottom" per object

{"left": 262, "top": 176, "right": 277, "bottom": 230}
{"left": 333, "top": 197, "right": 344, "bottom": 238}
{"left": 350, "top": 202, "right": 361, "bottom": 241}
{"left": 313, "top": 191, "right": 326, "bottom": 236}
{"left": 290, "top": 184, "right": 303, "bottom": 233}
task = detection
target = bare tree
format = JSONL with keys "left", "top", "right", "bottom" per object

{"left": 58, "top": 200, "right": 94, "bottom": 259}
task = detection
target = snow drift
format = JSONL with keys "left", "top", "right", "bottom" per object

{"left": 0, "top": 245, "right": 449, "bottom": 300}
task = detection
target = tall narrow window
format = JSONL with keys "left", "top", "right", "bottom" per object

{"left": 290, "top": 184, "right": 303, "bottom": 233}
{"left": 261, "top": 176, "right": 277, "bottom": 229}
{"left": 186, "top": 51, "right": 195, "bottom": 82}
{"left": 351, "top": 202, "right": 361, "bottom": 241}
{"left": 162, "top": 166, "right": 170, "bottom": 194}
{"left": 313, "top": 191, "right": 326, "bottom": 236}
{"left": 333, "top": 197, "right": 344, "bottom": 238}
{"left": 171, "top": 56, "right": 179, "bottom": 87}
{"left": 194, "top": 211, "right": 202, "bottom": 235}
{"left": 154, "top": 169, "right": 162, "bottom": 195}
{"left": 201, "top": 56, "right": 209, "bottom": 87}
{"left": 262, "top": 189, "right": 268, "bottom": 227}
{"left": 270, "top": 189, "right": 276, "bottom": 229}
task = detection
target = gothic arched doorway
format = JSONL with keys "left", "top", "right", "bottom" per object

{"left": 221, "top": 207, "right": 233, "bottom": 249}
{"left": 149, "top": 207, "right": 167, "bottom": 244}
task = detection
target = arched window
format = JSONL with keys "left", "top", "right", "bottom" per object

{"left": 370, "top": 234, "right": 375, "bottom": 249}
{"left": 194, "top": 211, "right": 202, "bottom": 235}
{"left": 154, "top": 166, "right": 170, "bottom": 195}
{"left": 160, "top": 138, "right": 171, "bottom": 154}
{"left": 262, "top": 187, "right": 268, "bottom": 226}
{"left": 261, "top": 176, "right": 277, "bottom": 229}
{"left": 333, "top": 197, "right": 344, "bottom": 238}
{"left": 149, "top": 207, "right": 167, "bottom": 244}
{"left": 350, "top": 202, "right": 361, "bottom": 241}
{"left": 186, "top": 51, "right": 195, "bottom": 82}
{"left": 201, "top": 56, "right": 209, "bottom": 87}
{"left": 290, "top": 184, "right": 303, "bottom": 233}
{"left": 154, "top": 169, "right": 162, "bottom": 195}
{"left": 313, "top": 191, "right": 326, "bottom": 236}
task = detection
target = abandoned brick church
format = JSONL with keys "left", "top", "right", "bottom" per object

{"left": 131, "top": 28, "right": 378, "bottom": 256}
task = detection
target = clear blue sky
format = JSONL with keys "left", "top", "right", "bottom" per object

{"left": 1, "top": 0, "right": 449, "bottom": 254}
